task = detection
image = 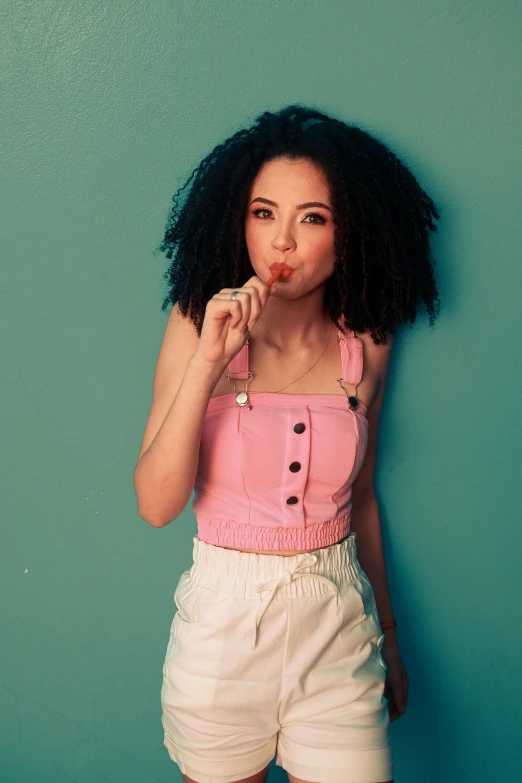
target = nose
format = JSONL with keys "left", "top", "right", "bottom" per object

{"left": 271, "top": 220, "right": 297, "bottom": 253}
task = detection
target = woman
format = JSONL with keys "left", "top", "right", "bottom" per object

{"left": 134, "top": 105, "right": 441, "bottom": 783}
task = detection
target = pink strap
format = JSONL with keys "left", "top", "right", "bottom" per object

{"left": 338, "top": 316, "right": 363, "bottom": 386}
{"left": 228, "top": 338, "right": 250, "bottom": 380}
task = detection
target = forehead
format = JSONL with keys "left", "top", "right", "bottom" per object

{"left": 249, "top": 156, "right": 331, "bottom": 198}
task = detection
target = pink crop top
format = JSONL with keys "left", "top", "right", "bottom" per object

{"left": 192, "top": 316, "right": 369, "bottom": 551}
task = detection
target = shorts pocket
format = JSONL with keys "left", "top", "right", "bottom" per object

{"left": 336, "top": 580, "right": 368, "bottom": 628}
{"left": 353, "top": 563, "right": 388, "bottom": 670}
{"left": 173, "top": 569, "right": 227, "bottom": 625}
{"left": 351, "top": 561, "right": 377, "bottom": 621}
{"left": 357, "top": 565, "right": 373, "bottom": 592}
{"left": 373, "top": 633, "right": 388, "bottom": 670}
{"left": 173, "top": 570, "right": 192, "bottom": 622}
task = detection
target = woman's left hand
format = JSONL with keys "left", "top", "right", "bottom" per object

{"left": 381, "top": 634, "right": 409, "bottom": 722}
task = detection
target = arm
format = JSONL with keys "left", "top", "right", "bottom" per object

{"left": 350, "top": 332, "right": 396, "bottom": 637}
{"left": 133, "top": 303, "right": 225, "bottom": 527}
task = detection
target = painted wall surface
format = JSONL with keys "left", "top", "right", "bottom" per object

{"left": 1, "top": 1, "right": 520, "bottom": 781}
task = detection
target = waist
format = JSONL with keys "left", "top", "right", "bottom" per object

{"left": 188, "top": 531, "right": 361, "bottom": 597}
{"left": 214, "top": 544, "right": 328, "bottom": 556}
{"left": 196, "top": 513, "right": 351, "bottom": 553}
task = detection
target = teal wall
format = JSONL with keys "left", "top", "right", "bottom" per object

{"left": 1, "top": 1, "right": 520, "bottom": 781}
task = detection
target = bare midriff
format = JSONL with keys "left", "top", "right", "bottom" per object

{"left": 218, "top": 544, "right": 323, "bottom": 557}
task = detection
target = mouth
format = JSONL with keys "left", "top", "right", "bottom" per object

{"left": 269, "top": 262, "right": 295, "bottom": 272}
{"left": 266, "top": 262, "right": 295, "bottom": 287}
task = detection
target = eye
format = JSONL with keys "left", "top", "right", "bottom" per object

{"left": 302, "top": 212, "right": 326, "bottom": 224}
{"left": 252, "top": 208, "right": 273, "bottom": 219}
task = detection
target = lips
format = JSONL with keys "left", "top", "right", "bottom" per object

{"left": 266, "top": 262, "right": 295, "bottom": 287}
{"left": 269, "top": 262, "right": 295, "bottom": 271}
{"left": 269, "top": 262, "right": 295, "bottom": 280}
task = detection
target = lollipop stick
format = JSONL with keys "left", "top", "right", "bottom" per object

{"left": 266, "top": 268, "right": 283, "bottom": 287}
{"left": 267, "top": 267, "right": 296, "bottom": 288}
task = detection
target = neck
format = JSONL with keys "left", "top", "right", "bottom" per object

{"left": 252, "top": 290, "right": 331, "bottom": 352}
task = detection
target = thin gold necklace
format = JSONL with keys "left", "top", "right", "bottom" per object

{"left": 260, "top": 320, "right": 332, "bottom": 393}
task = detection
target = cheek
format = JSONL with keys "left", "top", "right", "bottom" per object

{"left": 305, "top": 229, "right": 336, "bottom": 261}
{"left": 245, "top": 222, "right": 267, "bottom": 258}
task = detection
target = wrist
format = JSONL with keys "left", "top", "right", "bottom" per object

{"left": 188, "top": 354, "right": 226, "bottom": 383}
{"left": 381, "top": 625, "right": 397, "bottom": 644}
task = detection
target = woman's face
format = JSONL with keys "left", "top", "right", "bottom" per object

{"left": 244, "top": 156, "right": 336, "bottom": 296}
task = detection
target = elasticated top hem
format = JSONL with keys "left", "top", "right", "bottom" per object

{"left": 197, "top": 512, "right": 351, "bottom": 552}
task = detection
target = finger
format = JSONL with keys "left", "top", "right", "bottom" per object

{"left": 216, "top": 291, "right": 249, "bottom": 330}
{"left": 385, "top": 681, "right": 404, "bottom": 721}
{"left": 222, "top": 279, "right": 270, "bottom": 310}
{"left": 244, "top": 280, "right": 271, "bottom": 309}
{"left": 236, "top": 292, "right": 251, "bottom": 331}
{"left": 207, "top": 294, "right": 241, "bottom": 328}
{"left": 388, "top": 698, "right": 400, "bottom": 723}
{"left": 246, "top": 276, "right": 274, "bottom": 306}
{"left": 394, "top": 682, "right": 406, "bottom": 714}
{"left": 229, "top": 299, "right": 244, "bottom": 329}
{"left": 240, "top": 286, "right": 263, "bottom": 329}
{"left": 221, "top": 286, "right": 262, "bottom": 330}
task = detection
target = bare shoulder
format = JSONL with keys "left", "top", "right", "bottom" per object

{"left": 168, "top": 300, "right": 200, "bottom": 334}
{"left": 356, "top": 328, "right": 394, "bottom": 387}
{"left": 165, "top": 302, "right": 199, "bottom": 351}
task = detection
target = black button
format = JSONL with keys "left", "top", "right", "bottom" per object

{"left": 348, "top": 396, "right": 359, "bottom": 410}
{"left": 293, "top": 422, "right": 306, "bottom": 434}
{"left": 286, "top": 496, "right": 299, "bottom": 505}
{"left": 289, "top": 462, "right": 301, "bottom": 472}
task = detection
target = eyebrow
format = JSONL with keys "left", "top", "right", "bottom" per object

{"left": 249, "top": 197, "right": 332, "bottom": 213}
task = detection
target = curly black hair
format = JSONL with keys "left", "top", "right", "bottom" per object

{"left": 157, "top": 104, "right": 441, "bottom": 345}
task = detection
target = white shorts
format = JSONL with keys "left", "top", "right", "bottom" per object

{"left": 161, "top": 532, "right": 393, "bottom": 783}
